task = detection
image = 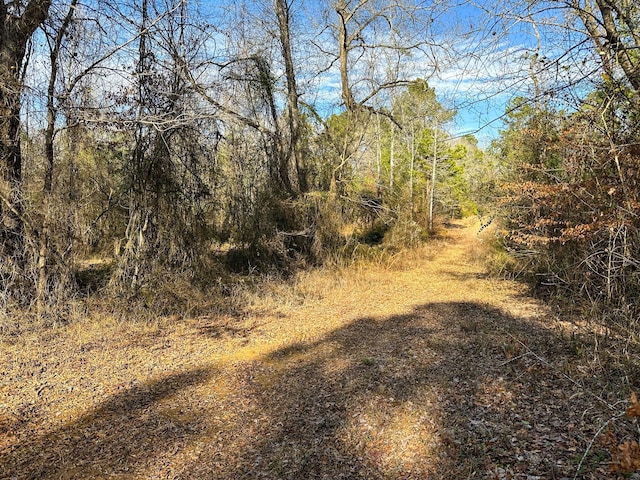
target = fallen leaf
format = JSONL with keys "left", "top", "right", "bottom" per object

{"left": 626, "top": 392, "right": 640, "bottom": 418}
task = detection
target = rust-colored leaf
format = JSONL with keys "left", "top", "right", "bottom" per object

{"left": 611, "top": 440, "right": 640, "bottom": 473}
{"left": 626, "top": 392, "right": 640, "bottom": 418}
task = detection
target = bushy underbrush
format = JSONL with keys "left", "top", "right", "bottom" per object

{"left": 501, "top": 173, "right": 640, "bottom": 337}
{"left": 492, "top": 85, "right": 640, "bottom": 344}
{"left": 495, "top": 215, "right": 640, "bottom": 333}
{"left": 0, "top": 183, "right": 462, "bottom": 336}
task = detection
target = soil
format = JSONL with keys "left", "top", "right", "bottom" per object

{"left": 1, "top": 219, "right": 637, "bottom": 479}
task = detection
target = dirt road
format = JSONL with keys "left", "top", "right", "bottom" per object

{"left": 0, "top": 220, "right": 627, "bottom": 478}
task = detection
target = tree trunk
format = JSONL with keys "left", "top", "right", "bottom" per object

{"left": 1, "top": 1, "right": 53, "bottom": 261}
{"left": 376, "top": 114, "right": 382, "bottom": 197}
{"left": 274, "top": 0, "right": 308, "bottom": 194}
{"left": 594, "top": 0, "right": 640, "bottom": 95}
{"left": 429, "top": 126, "right": 438, "bottom": 232}
{"left": 37, "top": 0, "right": 78, "bottom": 316}
{"left": 335, "top": 0, "right": 357, "bottom": 112}
{"left": 410, "top": 126, "right": 415, "bottom": 220}
{"left": 574, "top": 0, "right": 640, "bottom": 99}
{"left": 389, "top": 125, "right": 395, "bottom": 190}
{"left": 0, "top": 70, "right": 24, "bottom": 259}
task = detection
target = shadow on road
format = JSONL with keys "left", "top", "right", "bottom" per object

{"left": 2, "top": 368, "right": 214, "bottom": 479}
{"left": 2, "top": 302, "right": 607, "bottom": 479}
{"left": 183, "top": 301, "right": 594, "bottom": 479}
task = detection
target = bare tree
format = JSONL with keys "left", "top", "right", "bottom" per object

{"left": 570, "top": 0, "right": 640, "bottom": 96}
{"left": 274, "top": 0, "right": 309, "bottom": 193}
{"left": 330, "top": 0, "right": 440, "bottom": 115}
{"left": 104, "top": 0, "right": 224, "bottom": 290}
{"left": 36, "top": 0, "right": 79, "bottom": 314}
{"left": 316, "top": 0, "right": 443, "bottom": 192}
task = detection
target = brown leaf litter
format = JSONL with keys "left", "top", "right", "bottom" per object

{"left": 1, "top": 219, "right": 639, "bottom": 479}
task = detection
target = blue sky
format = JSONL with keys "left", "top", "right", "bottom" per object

{"left": 286, "top": 0, "right": 548, "bottom": 147}
{"left": 27, "top": 0, "right": 593, "bottom": 149}
{"left": 295, "top": 0, "right": 600, "bottom": 147}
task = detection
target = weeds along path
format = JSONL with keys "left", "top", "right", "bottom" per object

{"left": 0, "top": 219, "right": 626, "bottom": 479}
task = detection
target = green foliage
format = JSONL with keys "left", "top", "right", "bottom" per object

{"left": 313, "top": 111, "right": 373, "bottom": 193}
{"left": 367, "top": 79, "right": 482, "bottom": 230}
{"left": 440, "top": 144, "right": 477, "bottom": 218}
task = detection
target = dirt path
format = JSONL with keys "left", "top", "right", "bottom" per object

{"left": 0, "top": 221, "right": 630, "bottom": 479}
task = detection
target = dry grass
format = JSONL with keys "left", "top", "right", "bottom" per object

{"left": 1, "top": 219, "right": 637, "bottom": 479}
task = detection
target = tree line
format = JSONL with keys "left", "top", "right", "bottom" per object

{"left": 2, "top": 0, "right": 639, "bottom": 336}
{"left": 1, "top": 0, "right": 486, "bottom": 321}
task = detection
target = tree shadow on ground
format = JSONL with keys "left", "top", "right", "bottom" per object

{"left": 2, "top": 367, "right": 214, "bottom": 479}
{"left": 2, "top": 302, "right": 617, "bottom": 479}
{"left": 182, "top": 301, "right": 610, "bottom": 479}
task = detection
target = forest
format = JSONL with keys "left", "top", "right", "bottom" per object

{"left": 1, "top": 0, "right": 635, "bottom": 328}
{"left": 2, "top": 0, "right": 640, "bottom": 477}
{"left": 1, "top": 0, "right": 492, "bottom": 318}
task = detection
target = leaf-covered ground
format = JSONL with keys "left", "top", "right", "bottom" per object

{"left": 1, "top": 219, "right": 638, "bottom": 479}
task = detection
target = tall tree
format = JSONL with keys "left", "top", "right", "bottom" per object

{"left": 331, "top": 0, "right": 437, "bottom": 115}
{"left": 274, "top": 0, "right": 308, "bottom": 193}
{"left": 0, "top": 0, "right": 52, "bottom": 259}
{"left": 388, "top": 80, "right": 454, "bottom": 229}
{"left": 37, "top": 0, "right": 78, "bottom": 314}
{"left": 322, "top": 0, "right": 442, "bottom": 192}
